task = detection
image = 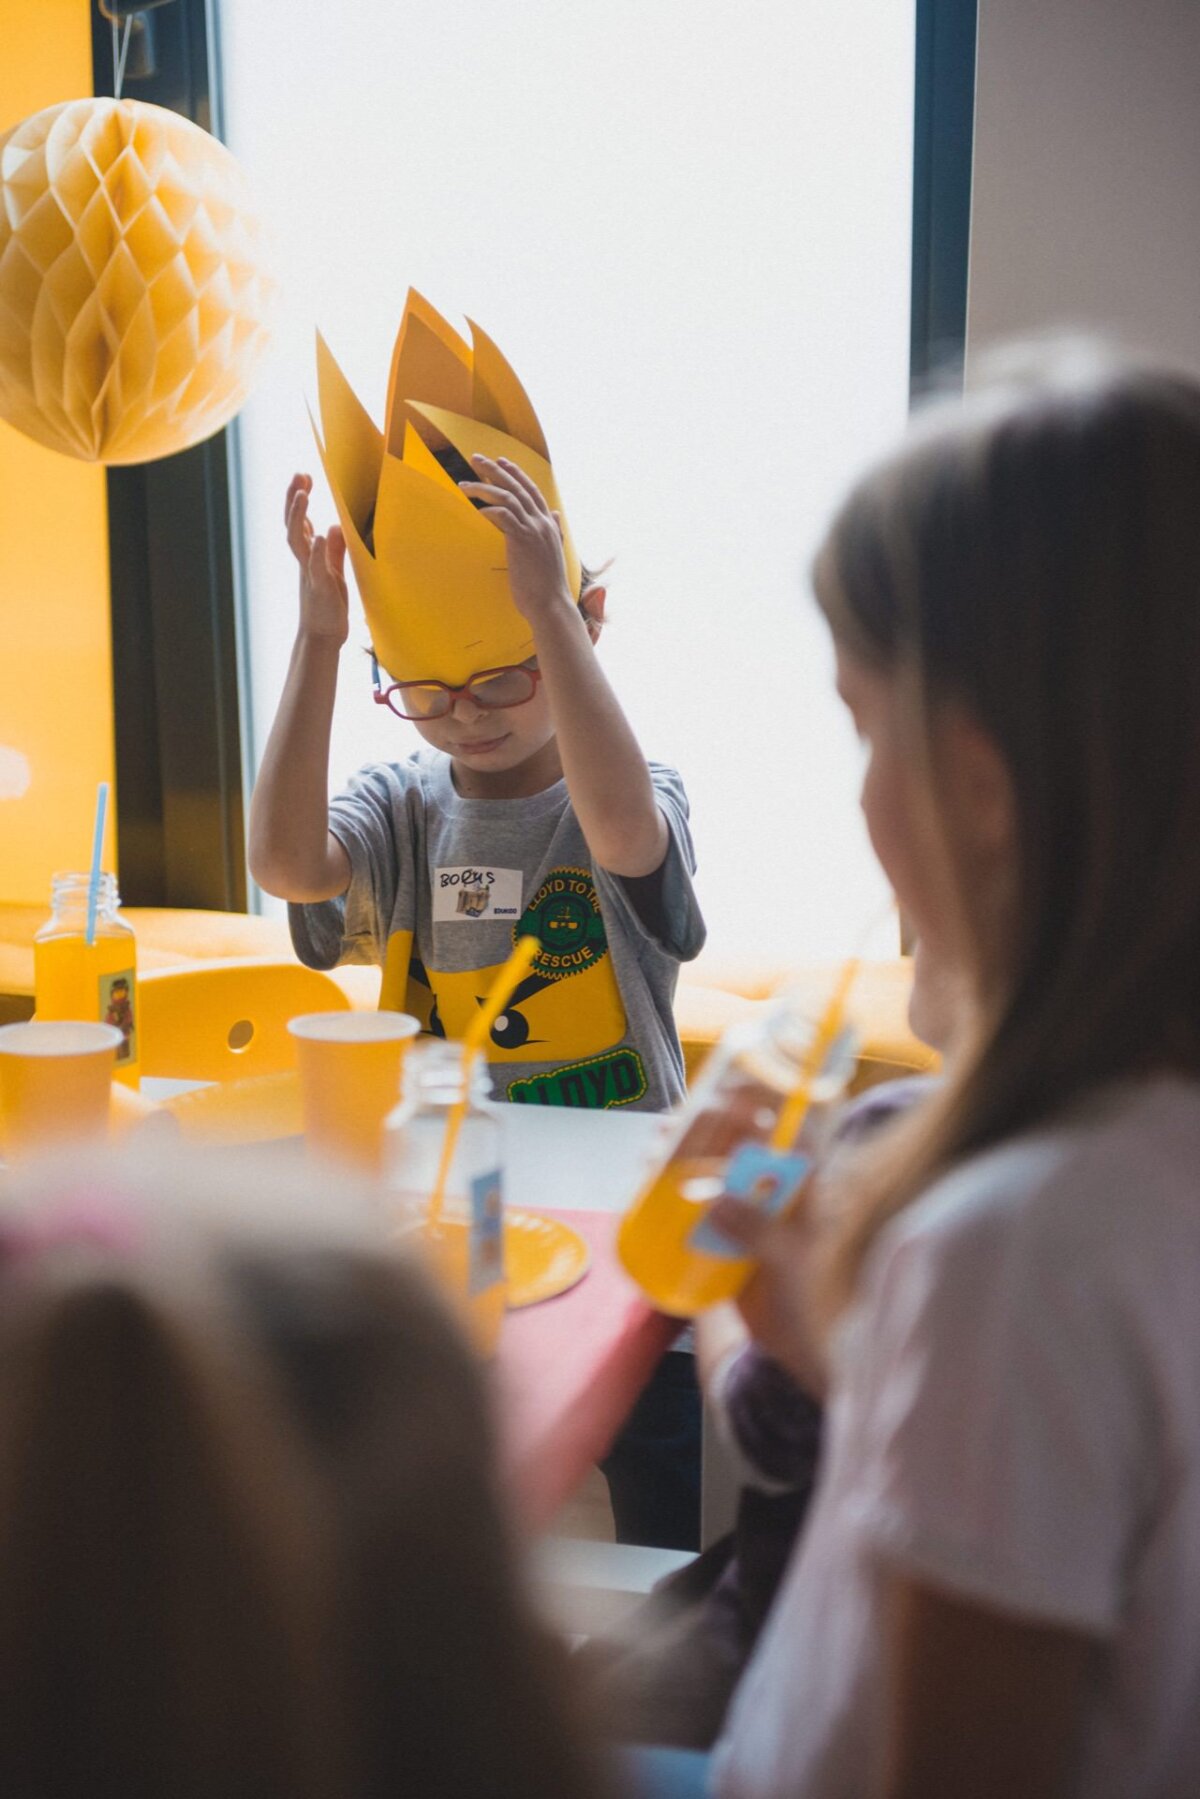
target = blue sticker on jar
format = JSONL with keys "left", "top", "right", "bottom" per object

{"left": 469, "top": 1168, "right": 505, "bottom": 1294}
{"left": 687, "top": 1143, "right": 812, "bottom": 1259}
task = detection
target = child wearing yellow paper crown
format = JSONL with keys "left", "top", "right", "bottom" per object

{"left": 249, "top": 291, "right": 705, "bottom": 1114}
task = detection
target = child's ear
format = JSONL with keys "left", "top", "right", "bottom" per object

{"left": 939, "top": 705, "right": 1016, "bottom": 864}
{"left": 580, "top": 585, "right": 607, "bottom": 642}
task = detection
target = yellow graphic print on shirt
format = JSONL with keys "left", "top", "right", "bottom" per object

{"left": 377, "top": 871, "right": 647, "bottom": 1107}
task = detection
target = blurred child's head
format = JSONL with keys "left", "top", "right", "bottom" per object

{"left": 816, "top": 342, "right": 1200, "bottom": 1082}
{"left": 0, "top": 1153, "right": 338, "bottom": 1799}
{"left": 813, "top": 345, "right": 1200, "bottom": 1310}
{"left": 0, "top": 1145, "right": 604, "bottom": 1799}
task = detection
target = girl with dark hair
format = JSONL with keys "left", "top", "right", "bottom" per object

{"left": 0, "top": 1146, "right": 610, "bottom": 1799}
{"left": 632, "top": 348, "right": 1200, "bottom": 1797}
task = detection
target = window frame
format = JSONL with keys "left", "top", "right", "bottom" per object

{"left": 94, "top": 0, "right": 976, "bottom": 911}
{"left": 91, "top": 0, "right": 251, "bottom": 910}
{"left": 911, "top": 0, "right": 979, "bottom": 390}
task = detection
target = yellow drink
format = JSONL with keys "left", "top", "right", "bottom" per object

{"left": 617, "top": 1157, "right": 755, "bottom": 1316}
{"left": 385, "top": 1041, "right": 508, "bottom": 1356}
{"left": 617, "top": 993, "right": 858, "bottom": 1317}
{"left": 34, "top": 931, "right": 139, "bottom": 1088}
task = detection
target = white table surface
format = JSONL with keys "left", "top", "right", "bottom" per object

{"left": 140, "top": 1077, "right": 668, "bottom": 1217}
{"left": 499, "top": 1104, "right": 667, "bottom": 1214}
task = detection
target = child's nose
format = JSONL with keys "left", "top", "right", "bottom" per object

{"left": 451, "top": 691, "right": 485, "bottom": 722}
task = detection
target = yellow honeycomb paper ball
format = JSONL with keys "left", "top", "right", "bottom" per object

{"left": 0, "top": 97, "right": 275, "bottom": 464}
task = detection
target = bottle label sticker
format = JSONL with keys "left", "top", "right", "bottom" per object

{"left": 99, "top": 968, "right": 137, "bottom": 1065}
{"left": 687, "top": 1142, "right": 812, "bottom": 1259}
{"left": 469, "top": 1168, "right": 505, "bottom": 1294}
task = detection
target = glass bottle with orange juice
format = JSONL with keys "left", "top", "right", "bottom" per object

{"left": 34, "top": 872, "right": 139, "bottom": 1088}
{"left": 617, "top": 996, "right": 858, "bottom": 1317}
{"left": 384, "top": 1040, "right": 507, "bottom": 1354}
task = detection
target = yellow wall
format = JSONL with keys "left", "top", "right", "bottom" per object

{"left": 1, "top": 2, "right": 114, "bottom": 905}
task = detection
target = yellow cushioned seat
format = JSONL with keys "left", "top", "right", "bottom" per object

{"left": 675, "top": 955, "right": 937, "bottom": 1093}
{"left": 2, "top": 904, "right": 937, "bottom": 1109}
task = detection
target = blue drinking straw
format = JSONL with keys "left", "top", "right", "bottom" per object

{"left": 85, "top": 782, "right": 109, "bottom": 948}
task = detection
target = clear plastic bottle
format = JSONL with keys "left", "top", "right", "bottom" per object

{"left": 617, "top": 997, "right": 858, "bottom": 1317}
{"left": 33, "top": 872, "right": 139, "bottom": 1088}
{"left": 383, "top": 1040, "right": 507, "bottom": 1354}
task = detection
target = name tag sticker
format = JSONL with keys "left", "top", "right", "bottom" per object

{"left": 687, "top": 1142, "right": 812, "bottom": 1259}
{"left": 433, "top": 866, "right": 523, "bottom": 922}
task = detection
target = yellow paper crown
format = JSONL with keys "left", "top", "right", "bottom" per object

{"left": 312, "top": 289, "right": 581, "bottom": 687}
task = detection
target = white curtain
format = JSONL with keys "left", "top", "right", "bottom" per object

{"left": 222, "top": 0, "right": 914, "bottom": 964}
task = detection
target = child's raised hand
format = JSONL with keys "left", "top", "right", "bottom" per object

{"left": 285, "top": 473, "right": 349, "bottom": 647}
{"left": 460, "top": 454, "right": 572, "bottom": 620}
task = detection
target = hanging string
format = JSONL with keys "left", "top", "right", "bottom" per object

{"left": 111, "top": 13, "right": 134, "bottom": 101}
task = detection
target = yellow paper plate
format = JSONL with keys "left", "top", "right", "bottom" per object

{"left": 158, "top": 1071, "right": 303, "bottom": 1145}
{"left": 504, "top": 1208, "right": 591, "bottom": 1308}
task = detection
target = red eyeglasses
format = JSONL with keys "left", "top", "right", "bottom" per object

{"left": 371, "top": 653, "right": 542, "bottom": 722}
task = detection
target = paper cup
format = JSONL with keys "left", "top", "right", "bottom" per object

{"left": 287, "top": 1011, "right": 421, "bottom": 1172}
{"left": 0, "top": 1020, "right": 123, "bottom": 1163}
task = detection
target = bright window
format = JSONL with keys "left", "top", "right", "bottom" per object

{"left": 222, "top": 1, "right": 914, "bottom": 963}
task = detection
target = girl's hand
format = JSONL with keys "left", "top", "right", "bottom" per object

{"left": 708, "top": 1187, "right": 828, "bottom": 1399}
{"left": 285, "top": 473, "right": 349, "bottom": 647}
{"left": 460, "top": 454, "right": 574, "bottom": 621}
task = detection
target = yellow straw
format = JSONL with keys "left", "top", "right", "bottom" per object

{"left": 463, "top": 934, "right": 539, "bottom": 1057}
{"left": 426, "top": 936, "right": 539, "bottom": 1230}
{"left": 769, "top": 954, "right": 862, "bottom": 1153}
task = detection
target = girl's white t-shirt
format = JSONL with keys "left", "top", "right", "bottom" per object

{"left": 714, "top": 1075, "right": 1200, "bottom": 1799}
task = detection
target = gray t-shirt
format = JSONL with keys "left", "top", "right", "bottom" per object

{"left": 289, "top": 748, "right": 705, "bottom": 1112}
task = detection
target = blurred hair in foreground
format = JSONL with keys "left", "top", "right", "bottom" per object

{"left": 0, "top": 1141, "right": 609, "bottom": 1799}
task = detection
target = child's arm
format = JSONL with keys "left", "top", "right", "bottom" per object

{"left": 461, "top": 454, "right": 669, "bottom": 879}
{"left": 699, "top": 1302, "right": 824, "bottom": 1495}
{"left": 696, "top": 1301, "right": 750, "bottom": 1393}
{"left": 247, "top": 475, "right": 353, "bottom": 902}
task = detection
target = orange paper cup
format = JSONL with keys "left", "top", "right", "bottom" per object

{"left": 288, "top": 1011, "right": 421, "bottom": 1173}
{"left": 0, "top": 1020, "right": 123, "bottom": 1163}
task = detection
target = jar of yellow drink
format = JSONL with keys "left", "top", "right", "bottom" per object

{"left": 617, "top": 998, "right": 858, "bottom": 1317}
{"left": 383, "top": 1040, "right": 507, "bottom": 1354}
{"left": 34, "top": 872, "right": 139, "bottom": 1088}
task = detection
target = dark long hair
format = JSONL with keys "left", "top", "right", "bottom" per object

{"left": 0, "top": 1244, "right": 340, "bottom": 1799}
{"left": 0, "top": 1150, "right": 609, "bottom": 1799}
{"left": 812, "top": 347, "right": 1200, "bottom": 1315}
{"left": 239, "top": 1244, "right": 609, "bottom": 1799}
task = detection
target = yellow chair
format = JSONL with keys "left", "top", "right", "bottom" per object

{"left": 4, "top": 899, "right": 938, "bottom": 1096}
{"left": 130, "top": 959, "right": 353, "bottom": 1147}
{"left": 674, "top": 956, "right": 938, "bottom": 1091}
{"left": 138, "top": 958, "right": 351, "bottom": 1082}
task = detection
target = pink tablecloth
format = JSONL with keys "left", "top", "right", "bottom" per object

{"left": 492, "top": 1208, "right": 679, "bottom": 1529}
